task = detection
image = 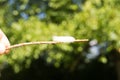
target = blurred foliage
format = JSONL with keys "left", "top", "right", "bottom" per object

{"left": 0, "top": 0, "right": 120, "bottom": 77}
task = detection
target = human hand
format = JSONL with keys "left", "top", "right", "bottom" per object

{"left": 0, "top": 29, "right": 10, "bottom": 54}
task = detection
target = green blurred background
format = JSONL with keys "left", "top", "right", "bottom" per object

{"left": 0, "top": 0, "right": 120, "bottom": 80}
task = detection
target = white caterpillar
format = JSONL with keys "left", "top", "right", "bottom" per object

{"left": 52, "top": 36, "right": 75, "bottom": 43}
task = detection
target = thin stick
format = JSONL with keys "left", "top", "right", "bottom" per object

{"left": 7, "top": 39, "right": 88, "bottom": 49}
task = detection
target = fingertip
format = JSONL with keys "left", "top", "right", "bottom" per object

{"left": 4, "top": 45, "right": 11, "bottom": 54}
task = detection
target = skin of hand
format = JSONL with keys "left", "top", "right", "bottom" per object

{"left": 0, "top": 29, "right": 10, "bottom": 54}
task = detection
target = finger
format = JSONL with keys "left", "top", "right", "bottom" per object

{"left": 0, "top": 29, "right": 10, "bottom": 54}
{"left": 4, "top": 45, "right": 10, "bottom": 54}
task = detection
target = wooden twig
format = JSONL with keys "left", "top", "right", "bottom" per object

{"left": 7, "top": 39, "right": 88, "bottom": 49}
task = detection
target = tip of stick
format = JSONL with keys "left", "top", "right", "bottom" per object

{"left": 74, "top": 39, "right": 89, "bottom": 42}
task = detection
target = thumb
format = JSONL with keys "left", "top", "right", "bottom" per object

{"left": 0, "top": 43, "right": 6, "bottom": 54}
